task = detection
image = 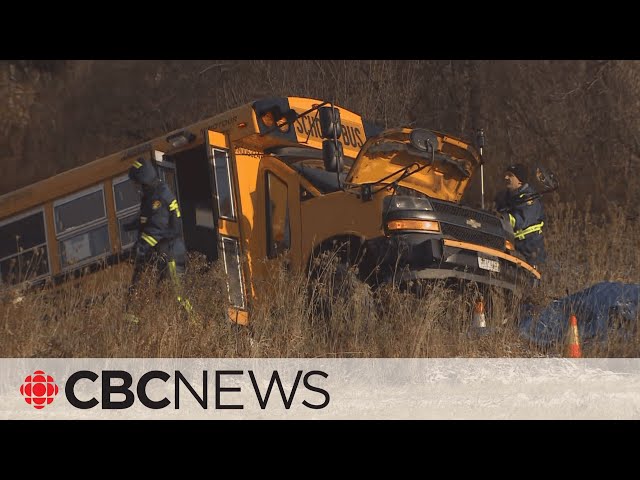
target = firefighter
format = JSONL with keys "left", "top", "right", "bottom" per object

{"left": 494, "top": 163, "right": 546, "bottom": 268}
{"left": 125, "top": 157, "right": 193, "bottom": 319}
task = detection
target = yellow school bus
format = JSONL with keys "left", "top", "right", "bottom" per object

{"left": 0, "top": 96, "right": 540, "bottom": 324}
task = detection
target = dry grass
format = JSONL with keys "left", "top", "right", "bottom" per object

{"left": 1, "top": 200, "right": 639, "bottom": 358}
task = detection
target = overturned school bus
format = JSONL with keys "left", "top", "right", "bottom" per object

{"left": 0, "top": 96, "right": 540, "bottom": 323}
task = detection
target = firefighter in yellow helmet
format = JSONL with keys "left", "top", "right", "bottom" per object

{"left": 124, "top": 157, "right": 193, "bottom": 319}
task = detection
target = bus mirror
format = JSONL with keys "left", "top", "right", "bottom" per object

{"left": 409, "top": 129, "right": 437, "bottom": 153}
{"left": 319, "top": 106, "right": 342, "bottom": 140}
{"left": 322, "top": 140, "right": 344, "bottom": 172}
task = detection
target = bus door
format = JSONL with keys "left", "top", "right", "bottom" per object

{"left": 245, "top": 156, "right": 302, "bottom": 308}
{"left": 206, "top": 131, "right": 251, "bottom": 325}
{"left": 228, "top": 150, "right": 302, "bottom": 317}
{"left": 258, "top": 159, "right": 302, "bottom": 284}
{"left": 170, "top": 144, "right": 218, "bottom": 262}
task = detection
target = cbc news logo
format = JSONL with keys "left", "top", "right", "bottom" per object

{"left": 20, "top": 370, "right": 59, "bottom": 409}
{"left": 17, "top": 368, "right": 331, "bottom": 412}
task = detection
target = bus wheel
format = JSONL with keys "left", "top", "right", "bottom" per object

{"left": 307, "top": 259, "right": 378, "bottom": 330}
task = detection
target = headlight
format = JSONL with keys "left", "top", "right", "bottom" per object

{"left": 384, "top": 195, "right": 433, "bottom": 211}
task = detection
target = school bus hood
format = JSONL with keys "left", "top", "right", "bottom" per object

{"left": 345, "top": 128, "right": 481, "bottom": 203}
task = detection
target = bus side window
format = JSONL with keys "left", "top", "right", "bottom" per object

{"left": 158, "top": 164, "right": 179, "bottom": 199}
{"left": 0, "top": 209, "right": 50, "bottom": 284}
{"left": 54, "top": 186, "right": 111, "bottom": 269}
{"left": 113, "top": 175, "right": 141, "bottom": 250}
{"left": 154, "top": 151, "right": 178, "bottom": 197}
{"left": 265, "top": 172, "right": 290, "bottom": 259}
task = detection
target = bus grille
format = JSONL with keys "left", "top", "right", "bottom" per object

{"left": 440, "top": 223, "right": 504, "bottom": 250}
{"left": 431, "top": 200, "right": 502, "bottom": 228}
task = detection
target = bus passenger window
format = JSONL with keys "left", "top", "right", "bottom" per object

{"left": 54, "top": 185, "right": 111, "bottom": 269}
{"left": 0, "top": 209, "right": 50, "bottom": 284}
{"left": 113, "top": 177, "right": 140, "bottom": 211}
{"left": 158, "top": 163, "right": 179, "bottom": 199}
{"left": 155, "top": 151, "right": 179, "bottom": 198}
{"left": 59, "top": 225, "right": 110, "bottom": 267}
{"left": 113, "top": 175, "right": 141, "bottom": 250}
{"left": 265, "top": 172, "right": 290, "bottom": 259}
{"left": 161, "top": 168, "right": 177, "bottom": 197}
{"left": 54, "top": 189, "right": 106, "bottom": 235}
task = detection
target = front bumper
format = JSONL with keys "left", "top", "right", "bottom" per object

{"left": 362, "top": 234, "right": 539, "bottom": 291}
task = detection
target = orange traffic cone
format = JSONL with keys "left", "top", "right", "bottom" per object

{"left": 565, "top": 314, "right": 582, "bottom": 358}
{"left": 472, "top": 298, "right": 487, "bottom": 328}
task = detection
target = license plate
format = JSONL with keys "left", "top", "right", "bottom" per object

{"left": 478, "top": 254, "right": 500, "bottom": 272}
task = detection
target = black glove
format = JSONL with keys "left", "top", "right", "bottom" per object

{"left": 134, "top": 239, "right": 152, "bottom": 261}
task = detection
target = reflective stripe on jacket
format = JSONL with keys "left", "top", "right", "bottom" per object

{"left": 497, "top": 183, "right": 545, "bottom": 238}
{"left": 139, "top": 182, "right": 182, "bottom": 245}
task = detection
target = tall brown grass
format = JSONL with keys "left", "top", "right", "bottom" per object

{"left": 1, "top": 200, "right": 639, "bottom": 358}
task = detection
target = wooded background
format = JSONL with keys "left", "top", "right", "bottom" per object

{"left": 2, "top": 60, "right": 638, "bottom": 217}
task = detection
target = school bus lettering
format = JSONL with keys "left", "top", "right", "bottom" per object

{"left": 210, "top": 115, "right": 238, "bottom": 131}
{"left": 341, "top": 125, "right": 365, "bottom": 148}
{"left": 294, "top": 116, "right": 364, "bottom": 152}
{"left": 294, "top": 116, "right": 322, "bottom": 139}
{"left": 0, "top": 95, "right": 539, "bottom": 327}
{"left": 354, "top": 127, "right": 364, "bottom": 147}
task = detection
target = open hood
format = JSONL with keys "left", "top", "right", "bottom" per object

{"left": 345, "top": 128, "right": 481, "bottom": 203}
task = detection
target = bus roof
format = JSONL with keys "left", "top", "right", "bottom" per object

{"left": 0, "top": 96, "right": 371, "bottom": 220}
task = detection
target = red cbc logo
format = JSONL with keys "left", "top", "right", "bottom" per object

{"left": 20, "top": 370, "right": 59, "bottom": 409}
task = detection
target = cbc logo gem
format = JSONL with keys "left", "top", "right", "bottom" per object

{"left": 20, "top": 370, "right": 59, "bottom": 409}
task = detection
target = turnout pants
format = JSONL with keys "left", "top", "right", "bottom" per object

{"left": 126, "top": 238, "right": 192, "bottom": 314}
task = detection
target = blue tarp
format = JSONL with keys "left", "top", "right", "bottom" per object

{"left": 519, "top": 282, "right": 640, "bottom": 347}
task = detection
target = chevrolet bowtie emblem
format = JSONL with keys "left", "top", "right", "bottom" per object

{"left": 466, "top": 218, "right": 481, "bottom": 229}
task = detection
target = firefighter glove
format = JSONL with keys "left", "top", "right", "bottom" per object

{"left": 134, "top": 238, "right": 152, "bottom": 260}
